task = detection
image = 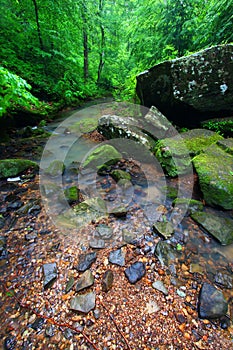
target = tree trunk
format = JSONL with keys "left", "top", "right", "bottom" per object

{"left": 31, "top": 0, "right": 44, "bottom": 50}
{"left": 97, "top": 24, "right": 105, "bottom": 84}
{"left": 83, "top": 29, "right": 89, "bottom": 81}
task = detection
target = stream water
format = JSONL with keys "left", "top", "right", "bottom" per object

{"left": 40, "top": 100, "right": 233, "bottom": 283}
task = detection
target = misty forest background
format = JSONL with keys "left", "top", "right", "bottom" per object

{"left": 1, "top": 0, "right": 233, "bottom": 118}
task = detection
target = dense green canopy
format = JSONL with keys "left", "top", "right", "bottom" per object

{"left": 1, "top": 0, "right": 232, "bottom": 115}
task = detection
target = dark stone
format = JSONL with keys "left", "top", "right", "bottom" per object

{"left": 220, "top": 316, "right": 231, "bottom": 330}
{"left": 96, "top": 224, "right": 113, "bottom": 240}
{"left": 136, "top": 44, "right": 233, "bottom": 127}
{"left": 7, "top": 200, "right": 23, "bottom": 210}
{"left": 65, "top": 276, "right": 75, "bottom": 293}
{"left": 43, "top": 263, "right": 57, "bottom": 289}
{"left": 198, "top": 282, "right": 228, "bottom": 319}
{"left": 109, "top": 248, "right": 125, "bottom": 266}
{"left": 89, "top": 238, "right": 105, "bottom": 249}
{"left": 76, "top": 252, "right": 97, "bottom": 272}
{"left": 30, "top": 317, "right": 45, "bottom": 331}
{"left": 0, "top": 236, "right": 8, "bottom": 261}
{"left": 125, "top": 261, "right": 146, "bottom": 284}
{"left": 214, "top": 272, "right": 233, "bottom": 289}
{"left": 102, "top": 270, "right": 114, "bottom": 292}
{"left": 25, "top": 232, "right": 38, "bottom": 241}
{"left": 45, "top": 325, "right": 55, "bottom": 337}
{"left": 76, "top": 269, "right": 94, "bottom": 292}
{"left": 154, "top": 241, "right": 178, "bottom": 266}
{"left": 4, "top": 336, "right": 16, "bottom": 350}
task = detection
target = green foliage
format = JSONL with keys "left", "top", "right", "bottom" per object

{"left": 0, "top": 66, "right": 41, "bottom": 117}
{"left": 202, "top": 119, "right": 233, "bottom": 137}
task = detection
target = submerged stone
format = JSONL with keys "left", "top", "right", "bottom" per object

{"left": 76, "top": 269, "right": 94, "bottom": 292}
{"left": 191, "top": 211, "right": 233, "bottom": 245}
{"left": 43, "top": 263, "right": 57, "bottom": 289}
{"left": 110, "top": 169, "right": 131, "bottom": 182}
{"left": 69, "top": 118, "right": 98, "bottom": 134}
{"left": 198, "top": 282, "right": 228, "bottom": 319}
{"left": 109, "top": 248, "right": 125, "bottom": 266}
{"left": 0, "top": 159, "right": 38, "bottom": 179}
{"left": 102, "top": 270, "right": 114, "bottom": 292}
{"left": 172, "top": 198, "right": 204, "bottom": 215}
{"left": 153, "top": 221, "right": 174, "bottom": 239}
{"left": 44, "top": 160, "right": 65, "bottom": 177}
{"left": 82, "top": 144, "right": 122, "bottom": 170}
{"left": 76, "top": 252, "right": 97, "bottom": 272}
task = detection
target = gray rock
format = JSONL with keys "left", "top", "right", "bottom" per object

{"left": 43, "top": 263, "right": 57, "bottom": 289}
{"left": 152, "top": 280, "right": 168, "bottom": 295}
{"left": 45, "top": 325, "right": 55, "bottom": 337}
{"left": 214, "top": 272, "right": 233, "bottom": 289}
{"left": 82, "top": 144, "right": 122, "bottom": 170}
{"left": 25, "top": 232, "right": 38, "bottom": 241}
{"left": 102, "top": 270, "right": 114, "bottom": 292}
{"left": 191, "top": 211, "right": 233, "bottom": 245}
{"left": 76, "top": 252, "right": 97, "bottom": 272}
{"left": 89, "top": 238, "right": 105, "bottom": 249}
{"left": 122, "top": 229, "right": 137, "bottom": 244}
{"left": 155, "top": 241, "right": 178, "bottom": 266}
{"left": 96, "top": 224, "right": 113, "bottom": 240}
{"left": 76, "top": 270, "right": 94, "bottom": 292}
{"left": 44, "top": 160, "right": 65, "bottom": 177}
{"left": 70, "top": 292, "right": 96, "bottom": 314}
{"left": 109, "top": 248, "right": 125, "bottom": 266}
{"left": 136, "top": 44, "right": 233, "bottom": 127}
{"left": 198, "top": 283, "right": 228, "bottom": 319}
{"left": 65, "top": 276, "right": 75, "bottom": 293}
{"left": 125, "top": 261, "right": 146, "bottom": 284}
{"left": 153, "top": 221, "right": 174, "bottom": 239}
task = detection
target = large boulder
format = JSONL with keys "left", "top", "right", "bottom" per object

{"left": 0, "top": 159, "right": 38, "bottom": 179}
{"left": 136, "top": 44, "right": 233, "bottom": 127}
{"left": 193, "top": 140, "right": 233, "bottom": 209}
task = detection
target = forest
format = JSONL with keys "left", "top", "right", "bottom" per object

{"left": 1, "top": 0, "right": 233, "bottom": 118}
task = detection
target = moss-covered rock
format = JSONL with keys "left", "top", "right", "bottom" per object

{"left": 193, "top": 144, "right": 233, "bottom": 209}
{"left": 82, "top": 144, "right": 121, "bottom": 170}
{"left": 64, "top": 186, "right": 79, "bottom": 203}
{"left": 44, "top": 160, "right": 65, "bottom": 177}
{"left": 153, "top": 221, "right": 174, "bottom": 239}
{"left": 191, "top": 211, "right": 233, "bottom": 245}
{"left": 69, "top": 118, "right": 98, "bottom": 134}
{"left": 172, "top": 198, "right": 204, "bottom": 215}
{"left": 217, "top": 138, "right": 233, "bottom": 156}
{"left": 154, "top": 129, "right": 223, "bottom": 177}
{"left": 110, "top": 169, "right": 131, "bottom": 182}
{"left": 0, "top": 159, "right": 38, "bottom": 179}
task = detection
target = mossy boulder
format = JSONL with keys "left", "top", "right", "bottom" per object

{"left": 64, "top": 186, "right": 79, "bottom": 203}
{"left": 82, "top": 144, "right": 122, "bottom": 170}
{"left": 0, "top": 159, "right": 38, "bottom": 179}
{"left": 193, "top": 144, "right": 233, "bottom": 209}
{"left": 154, "top": 129, "right": 223, "bottom": 177}
{"left": 217, "top": 138, "right": 233, "bottom": 156}
{"left": 69, "top": 118, "right": 98, "bottom": 134}
{"left": 110, "top": 169, "right": 131, "bottom": 182}
{"left": 191, "top": 211, "right": 233, "bottom": 245}
{"left": 172, "top": 198, "right": 204, "bottom": 215}
{"left": 44, "top": 160, "right": 65, "bottom": 177}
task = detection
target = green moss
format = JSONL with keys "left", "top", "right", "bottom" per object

{"left": 111, "top": 169, "right": 131, "bottom": 182}
{"left": 69, "top": 118, "right": 98, "bottom": 134}
{"left": 44, "top": 160, "right": 65, "bottom": 177}
{"left": 64, "top": 186, "right": 79, "bottom": 202}
{"left": 83, "top": 144, "right": 122, "bottom": 169}
{"left": 0, "top": 159, "right": 38, "bottom": 178}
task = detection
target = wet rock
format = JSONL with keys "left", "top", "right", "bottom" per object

{"left": 70, "top": 292, "right": 96, "bottom": 313}
{"left": 4, "top": 335, "right": 16, "bottom": 350}
{"left": 154, "top": 129, "right": 222, "bottom": 177}
{"left": 7, "top": 200, "right": 23, "bottom": 210}
{"left": 0, "top": 216, "right": 5, "bottom": 229}
{"left": 109, "top": 248, "right": 125, "bottom": 266}
{"left": 82, "top": 144, "right": 122, "bottom": 170}
{"left": 136, "top": 44, "right": 233, "bottom": 127}
{"left": 76, "top": 252, "right": 97, "bottom": 272}
{"left": 64, "top": 186, "right": 79, "bottom": 203}
{"left": 66, "top": 276, "right": 75, "bottom": 293}
{"left": 0, "top": 236, "right": 8, "bottom": 263}
{"left": 125, "top": 261, "right": 146, "bottom": 284}
{"left": 193, "top": 143, "right": 233, "bottom": 209}
{"left": 45, "top": 325, "right": 55, "bottom": 337}
{"left": 102, "top": 270, "right": 114, "bottom": 292}
{"left": 191, "top": 211, "right": 233, "bottom": 245}
{"left": 0, "top": 159, "right": 38, "bottom": 179}
{"left": 30, "top": 317, "right": 45, "bottom": 331}
{"left": 172, "top": 198, "right": 204, "bottom": 215}
{"left": 214, "top": 272, "right": 233, "bottom": 289}
{"left": 122, "top": 229, "right": 137, "bottom": 244}
{"left": 25, "top": 232, "right": 38, "bottom": 241}
{"left": 110, "top": 169, "right": 131, "bottom": 182}
{"left": 43, "top": 262, "right": 57, "bottom": 289}
{"left": 17, "top": 200, "right": 40, "bottom": 215}
{"left": 69, "top": 118, "right": 98, "bottom": 134}
{"left": 96, "top": 224, "right": 113, "bottom": 240}
{"left": 153, "top": 221, "right": 174, "bottom": 239}
{"left": 198, "top": 282, "right": 228, "bottom": 319}
{"left": 152, "top": 280, "right": 168, "bottom": 295}
{"left": 155, "top": 241, "right": 178, "bottom": 266}
{"left": 110, "top": 204, "right": 128, "bottom": 217}
{"left": 72, "top": 197, "right": 107, "bottom": 227}
{"left": 89, "top": 238, "right": 105, "bottom": 249}
{"left": 220, "top": 316, "right": 231, "bottom": 330}
{"left": 93, "top": 308, "right": 101, "bottom": 319}
{"left": 63, "top": 328, "right": 73, "bottom": 340}
{"left": 44, "top": 160, "right": 65, "bottom": 177}
{"left": 76, "top": 269, "right": 94, "bottom": 292}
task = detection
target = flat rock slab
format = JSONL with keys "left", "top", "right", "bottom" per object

{"left": 102, "top": 270, "right": 114, "bottom": 292}
{"left": 109, "top": 248, "right": 125, "bottom": 266}
{"left": 198, "top": 282, "right": 228, "bottom": 319}
{"left": 193, "top": 144, "right": 233, "bottom": 209}
{"left": 76, "top": 252, "right": 97, "bottom": 272}
{"left": 70, "top": 292, "right": 96, "bottom": 314}
{"left": 125, "top": 261, "right": 146, "bottom": 284}
{"left": 136, "top": 44, "right": 233, "bottom": 127}
{"left": 191, "top": 211, "right": 233, "bottom": 245}
{"left": 43, "top": 263, "right": 57, "bottom": 289}
{"left": 76, "top": 269, "right": 94, "bottom": 292}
